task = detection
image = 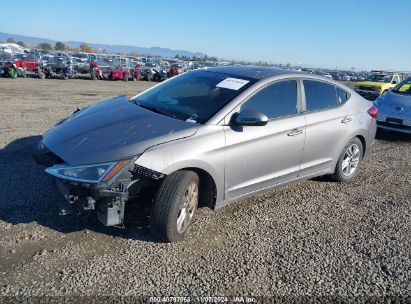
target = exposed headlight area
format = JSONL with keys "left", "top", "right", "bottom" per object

{"left": 45, "top": 160, "right": 130, "bottom": 184}
{"left": 130, "top": 164, "right": 165, "bottom": 180}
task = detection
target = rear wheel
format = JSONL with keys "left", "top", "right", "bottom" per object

{"left": 331, "top": 138, "right": 363, "bottom": 182}
{"left": 38, "top": 69, "right": 45, "bottom": 79}
{"left": 150, "top": 171, "right": 199, "bottom": 242}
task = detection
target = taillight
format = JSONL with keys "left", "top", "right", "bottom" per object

{"left": 367, "top": 106, "right": 378, "bottom": 119}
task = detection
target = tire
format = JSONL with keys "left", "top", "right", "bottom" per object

{"left": 38, "top": 69, "right": 45, "bottom": 79}
{"left": 19, "top": 69, "right": 27, "bottom": 78}
{"left": 8, "top": 69, "right": 17, "bottom": 79}
{"left": 150, "top": 171, "right": 199, "bottom": 242}
{"left": 123, "top": 73, "right": 128, "bottom": 82}
{"left": 331, "top": 137, "right": 363, "bottom": 182}
{"left": 91, "top": 72, "right": 97, "bottom": 80}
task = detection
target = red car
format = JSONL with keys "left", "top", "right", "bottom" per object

{"left": 168, "top": 63, "right": 183, "bottom": 78}
{"left": 107, "top": 66, "right": 130, "bottom": 81}
{"left": 131, "top": 64, "right": 142, "bottom": 80}
{"left": 14, "top": 53, "right": 44, "bottom": 78}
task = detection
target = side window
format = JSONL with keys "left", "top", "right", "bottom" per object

{"left": 392, "top": 76, "right": 399, "bottom": 84}
{"left": 304, "top": 80, "right": 337, "bottom": 111}
{"left": 241, "top": 80, "right": 298, "bottom": 119}
{"left": 336, "top": 88, "right": 348, "bottom": 105}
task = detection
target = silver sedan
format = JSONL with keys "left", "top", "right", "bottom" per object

{"left": 35, "top": 67, "right": 377, "bottom": 242}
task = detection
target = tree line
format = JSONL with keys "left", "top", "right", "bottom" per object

{"left": 2, "top": 37, "right": 287, "bottom": 67}
{"left": 2, "top": 37, "right": 94, "bottom": 53}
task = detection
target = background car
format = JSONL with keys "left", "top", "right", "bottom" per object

{"left": 354, "top": 71, "right": 404, "bottom": 100}
{"left": 107, "top": 57, "right": 135, "bottom": 81}
{"left": 374, "top": 77, "right": 411, "bottom": 134}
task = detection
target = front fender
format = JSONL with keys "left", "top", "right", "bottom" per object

{"left": 134, "top": 126, "right": 226, "bottom": 203}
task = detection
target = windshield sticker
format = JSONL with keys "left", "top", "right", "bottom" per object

{"left": 216, "top": 77, "right": 250, "bottom": 90}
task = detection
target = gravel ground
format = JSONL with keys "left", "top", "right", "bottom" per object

{"left": 0, "top": 78, "right": 411, "bottom": 302}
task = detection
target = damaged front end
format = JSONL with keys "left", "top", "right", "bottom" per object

{"left": 34, "top": 143, "right": 164, "bottom": 226}
{"left": 32, "top": 96, "right": 198, "bottom": 227}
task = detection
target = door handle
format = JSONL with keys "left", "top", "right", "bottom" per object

{"left": 341, "top": 117, "right": 352, "bottom": 124}
{"left": 287, "top": 129, "right": 303, "bottom": 136}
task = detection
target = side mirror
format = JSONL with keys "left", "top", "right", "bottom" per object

{"left": 234, "top": 109, "right": 268, "bottom": 126}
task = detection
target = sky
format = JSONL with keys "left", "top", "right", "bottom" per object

{"left": 1, "top": 0, "right": 410, "bottom": 71}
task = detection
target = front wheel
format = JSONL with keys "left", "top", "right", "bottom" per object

{"left": 150, "top": 171, "right": 199, "bottom": 242}
{"left": 331, "top": 138, "right": 363, "bottom": 182}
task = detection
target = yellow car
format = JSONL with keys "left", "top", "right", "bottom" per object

{"left": 354, "top": 72, "right": 403, "bottom": 100}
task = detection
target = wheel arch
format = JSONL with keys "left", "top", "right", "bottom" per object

{"left": 355, "top": 134, "right": 366, "bottom": 157}
{"left": 330, "top": 131, "right": 368, "bottom": 173}
{"left": 176, "top": 167, "right": 217, "bottom": 209}
{"left": 152, "top": 158, "right": 223, "bottom": 208}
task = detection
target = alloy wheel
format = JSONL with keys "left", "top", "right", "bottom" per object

{"left": 176, "top": 182, "right": 198, "bottom": 233}
{"left": 341, "top": 143, "right": 360, "bottom": 177}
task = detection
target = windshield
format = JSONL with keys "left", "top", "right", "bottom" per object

{"left": 72, "top": 53, "right": 88, "bottom": 59}
{"left": 392, "top": 78, "right": 411, "bottom": 95}
{"left": 131, "top": 70, "right": 256, "bottom": 124}
{"left": 367, "top": 74, "right": 392, "bottom": 83}
{"left": 145, "top": 63, "right": 157, "bottom": 67}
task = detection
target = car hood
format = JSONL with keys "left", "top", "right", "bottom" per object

{"left": 355, "top": 81, "right": 386, "bottom": 88}
{"left": 42, "top": 96, "right": 199, "bottom": 165}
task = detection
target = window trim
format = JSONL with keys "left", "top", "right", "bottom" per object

{"left": 237, "top": 77, "right": 304, "bottom": 122}
{"left": 301, "top": 78, "right": 351, "bottom": 114}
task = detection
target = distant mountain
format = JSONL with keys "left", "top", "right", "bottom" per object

{"left": 0, "top": 32, "right": 206, "bottom": 58}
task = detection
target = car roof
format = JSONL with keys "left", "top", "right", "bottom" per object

{"left": 204, "top": 66, "right": 300, "bottom": 80}
{"left": 203, "top": 66, "right": 356, "bottom": 95}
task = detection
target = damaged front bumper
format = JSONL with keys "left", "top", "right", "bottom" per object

{"left": 34, "top": 141, "right": 164, "bottom": 226}
{"left": 55, "top": 178, "right": 129, "bottom": 226}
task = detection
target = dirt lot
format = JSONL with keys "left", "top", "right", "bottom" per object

{"left": 0, "top": 78, "right": 411, "bottom": 302}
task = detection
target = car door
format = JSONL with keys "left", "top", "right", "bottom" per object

{"left": 299, "top": 79, "right": 352, "bottom": 176}
{"left": 224, "top": 79, "right": 306, "bottom": 199}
